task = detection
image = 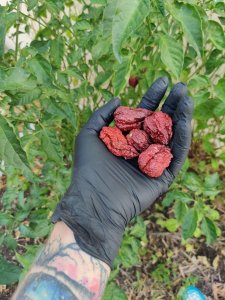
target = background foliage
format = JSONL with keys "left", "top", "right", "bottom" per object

{"left": 0, "top": 0, "right": 225, "bottom": 298}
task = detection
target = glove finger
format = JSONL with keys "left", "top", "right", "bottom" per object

{"left": 169, "top": 96, "right": 194, "bottom": 177}
{"left": 85, "top": 97, "right": 121, "bottom": 133}
{"left": 162, "top": 82, "right": 187, "bottom": 117}
{"left": 138, "top": 77, "right": 169, "bottom": 111}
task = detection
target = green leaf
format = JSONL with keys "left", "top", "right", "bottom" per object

{"left": 95, "top": 71, "right": 112, "bottom": 88}
{"left": 155, "top": 0, "right": 165, "bottom": 16}
{"left": 43, "top": 99, "right": 77, "bottom": 128}
{"left": 65, "top": 67, "right": 84, "bottom": 80}
{"left": 28, "top": 54, "right": 53, "bottom": 85}
{"left": 46, "top": 0, "right": 60, "bottom": 14}
{"left": 0, "top": 24, "right": 6, "bottom": 56}
{"left": 112, "top": 0, "right": 150, "bottom": 62}
{"left": 102, "top": 282, "right": 127, "bottom": 300}
{"left": 41, "top": 128, "right": 63, "bottom": 163}
{"left": 163, "top": 219, "right": 179, "bottom": 232}
{"left": 118, "top": 235, "right": 140, "bottom": 267}
{"left": 12, "top": 88, "right": 42, "bottom": 105}
{"left": 208, "top": 20, "right": 225, "bottom": 50}
{"left": 201, "top": 217, "right": 217, "bottom": 244}
{"left": 92, "top": 39, "right": 111, "bottom": 60}
{"left": 182, "top": 208, "right": 198, "bottom": 240}
{"left": 19, "top": 221, "right": 51, "bottom": 238}
{"left": 0, "top": 212, "right": 13, "bottom": 226}
{"left": 183, "top": 172, "right": 203, "bottom": 193}
{"left": 215, "top": 78, "right": 225, "bottom": 102}
{"left": 162, "top": 190, "right": 193, "bottom": 207}
{"left": 220, "top": 118, "right": 225, "bottom": 134}
{"left": 16, "top": 245, "right": 41, "bottom": 271}
{"left": 204, "top": 173, "right": 220, "bottom": 189}
{"left": 0, "top": 68, "right": 36, "bottom": 91}
{"left": 112, "top": 56, "right": 131, "bottom": 95}
{"left": 91, "top": 0, "right": 107, "bottom": 4}
{"left": 168, "top": 2, "right": 203, "bottom": 56}
{"left": 130, "top": 217, "right": 146, "bottom": 239}
{"left": 159, "top": 34, "right": 184, "bottom": 78}
{"left": 74, "top": 20, "right": 93, "bottom": 31}
{"left": 103, "top": 0, "right": 118, "bottom": 38}
{"left": 4, "top": 234, "right": 17, "bottom": 250}
{"left": 50, "top": 37, "right": 65, "bottom": 67}
{"left": 0, "top": 116, "right": 30, "bottom": 173}
{"left": 205, "top": 49, "right": 223, "bottom": 74}
{"left": 174, "top": 200, "right": 187, "bottom": 223}
{"left": 27, "top": 0, "right": 38, "bottom": 10}
{"left": 0, "top": 256, "right": 21, "bottom": 284}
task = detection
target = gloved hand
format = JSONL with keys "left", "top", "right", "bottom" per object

{"left": 52, "top": 77, "right": 194, "bottom": 268}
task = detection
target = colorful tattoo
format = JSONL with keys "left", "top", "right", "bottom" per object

{"left": 13, "top": 230, "right": 109, "bottom": 300}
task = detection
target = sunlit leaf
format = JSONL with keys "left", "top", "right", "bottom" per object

{"left": 112, "top": 0, "right": 150, "bottom": 62}
{"left": 159, "top": 34, "right": 184, "bottom": 78}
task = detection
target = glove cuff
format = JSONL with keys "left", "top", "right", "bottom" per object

{"left": 51, "top": 198, "right": 123, "bottom": 268}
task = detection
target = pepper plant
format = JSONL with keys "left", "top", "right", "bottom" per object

{"left": 0, "top": 0, "right": 224, "bottom": 296}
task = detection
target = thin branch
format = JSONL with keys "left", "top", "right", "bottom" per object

{"left": 15, "top": 0, "right": 21, "bottom": 61}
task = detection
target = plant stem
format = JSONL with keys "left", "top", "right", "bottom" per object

{"left": 15, "top": 0, "right": 20, "bottom": 61}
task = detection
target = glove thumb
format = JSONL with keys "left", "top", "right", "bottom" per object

{"left": 85, "top": 97, "right": 121, "bottom": 133}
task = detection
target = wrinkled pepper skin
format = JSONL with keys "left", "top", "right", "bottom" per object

{"left": 100, "top": 126, "right": 139, "bottom": 159}
{"left": 127, "top": 129, "right": 149, "bottom": 152}
{"left": 114, "top": 106, "right": 152, "bottom": 131}
{"left": 144, "top": 111, "right": 172, "bottom": 145}
{"left": 138, "top": 144, "right": 173, "bottom": 177}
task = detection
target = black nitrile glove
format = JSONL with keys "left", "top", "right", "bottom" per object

{"left": 52, "top": 77, "right": 194, "bottom": 268}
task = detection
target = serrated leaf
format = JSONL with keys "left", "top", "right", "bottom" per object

{"left": 130, "top": 217, "right": 146, "bottom": 239}
{"left": 168, "top": 2, "right": 203, "bottom": 56}
{"left": 95, "top": 71, "right": 112, "bottom": 88}
{"left": 205, "top": 49, "right": 223, "bottom": 74}
{"left": 215, "top": 78, "right": 225, "bottom": 102}
{"left": 112, "top": 0, "right": 150, "bottom": 62}
{"left": 74, "top": 20, "right": 93, "bottom": 31}
{"left": 220, "top": 118, "right": 225, "bottom": 134}
{"left": 27, "top": 0, "right": 38, "bottom": 10}
{"left": 156, "top": 0, "right": 165, "bottom": 16}
{"left": 102, "top": 282, "right": 127, "bottom": 300}
{"left": 46, "top": 0, "right": 60, "bottom": 14}
{"left": 175, "top": 200, "right": 187, "bottom": 223}
{"left": 92, "top": 39, "right": 111, "bottom": 60}
{"left": 159, "top": 34, "right": 183, "bottom": 78}
{"left": 0, "top": 67, "right": 36, "bottom": 91}
{"left": 4, "top": 234, "right": 17, "bottom": 250}
{"left": 162, "top": 190, "right": 193, "bottom": 207}
{"left": 208, "top": 20, "right": 225, "bottom": 50}
{"left": 118, "top": 236, "right": 140, "bottom": 267}
{"left": 103, "top": 0, "right": 118, "bottom": 38}
{"left": 0, "top": 116, "right": 30, "bottom": 173}
{"left": 0, "top": 24, "right": 6, "bottom": 56}
{"left": 50, "top": 37, "right": 64, "bottom": 67}
{"left": 28, "top": 54, "right": 53, "bottom": 85}
{"left": 16, "top": 245, "right": 42, "bottom": 275}
{"left": 182, "top": 208, "right": 198, "bottom": 240}
{"left": 19, "top": 221, "right": 51, "bottom": 239}
{"left": 41, "top": 128, "right": 63, "bottom": 162}
{"left": 0, "top": 212, "right": 13, "bottom": 226}
{"left": 112, "top": 56, "right": 131, "bottom": 95}
{"left": 201, "top": 217, "right": 217, "bottom": 244}
{"left": 43, "top": 99, "right": 77, "bottom": 128}
{"left": 12, "top": 88, "right": 42, "bottom": 105}
{"left": 65, "top": 67, "right": 84, "bottom": 80}
{"left": 0, "top": 255, "right": 21, "bottom": 284}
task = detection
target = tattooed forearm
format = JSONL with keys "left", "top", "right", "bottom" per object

{"left": 12, "top": 222, "right": 110, "bottom": 300}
